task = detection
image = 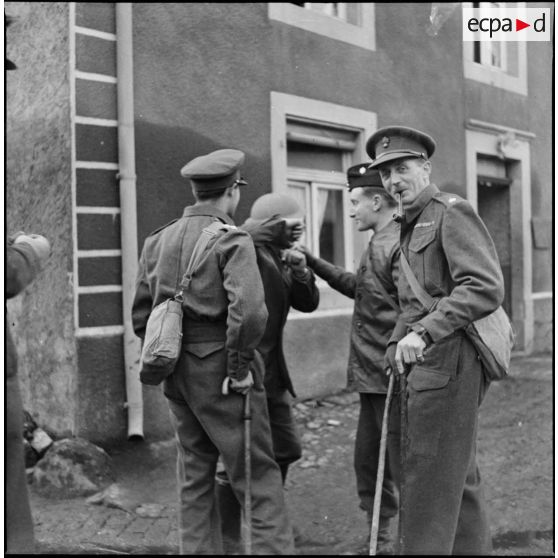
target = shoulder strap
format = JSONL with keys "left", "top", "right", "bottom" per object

{"left": 399, "top": 249, "right": 438, "bottom": 312}
{"left": 175, "top": 220, "right": 234, "bottom": 298}
{"left": 368, "top": 251, "right": 399, "bottom": 313}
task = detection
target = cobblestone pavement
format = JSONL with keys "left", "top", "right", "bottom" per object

{"left": 30, "top": 354, "right": 553, "bottom": 555}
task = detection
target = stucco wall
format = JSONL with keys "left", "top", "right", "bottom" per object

{"left": 270, "top": 2, "right": 467, "bottom": 194}
{"left": 6, "top": 2, "right": 76, "bottom": 436}
{"left": 284, "top": 314, "right": 352, "bottom": 400}
{"left": 133, "top": 3, "right": 468, "bottom": 246}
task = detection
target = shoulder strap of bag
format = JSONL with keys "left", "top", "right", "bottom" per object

{"left": 175, "top": 220, "right": 233, "bottom": 299}
{"left": 368, "top": 251, "right": 399, "bottom": 313}
{"left": 398, "top": 249, "right": 438, "bottom": 312}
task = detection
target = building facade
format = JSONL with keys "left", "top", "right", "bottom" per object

{"left": 6, "top": 2, "right": 553, "bottom": 444}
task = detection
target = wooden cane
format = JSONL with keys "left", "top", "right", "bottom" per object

{"left": 243, "top": 390, "right": 252, "bottom": 555}
{"left": 398, "top": 369, "right": 408, "bottom": 555}
{"left": 369, "top": 373, "right": 395, "bottom": 555}
{"left": 221, "top": 377, "right": 252, "bottom": 555}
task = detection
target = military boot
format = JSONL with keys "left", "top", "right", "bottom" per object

{"left": 215, "top": 471, "right": 242, "bottom": 555}
{"left": 368, "top": 512, "right": 395, "bottom": 556}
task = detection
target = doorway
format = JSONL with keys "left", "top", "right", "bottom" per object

{"left": 476, "top": 157, "right": 512, "bottom": 317}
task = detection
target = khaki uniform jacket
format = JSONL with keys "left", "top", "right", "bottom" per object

{"left": 390, "top": 183, "right": 504, "bottom": 344}
{"left": 132, "top": 205, "right": 268, "bottom": 381}
{"left": 306, "top": 219, "right": 400, "bottom": 393}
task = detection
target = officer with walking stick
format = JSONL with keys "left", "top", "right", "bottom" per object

{"left": 369, "top": 126, "right": 504, "bottom": 554}
{"left": 132, "top": 149, "right": 295, "bottom": 554}
{"left": 298, "top": 164, "right": 401, "bottom": 554}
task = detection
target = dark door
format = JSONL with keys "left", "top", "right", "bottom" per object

{"left": 477, "top": 174, "right": 512, "bottom": 317}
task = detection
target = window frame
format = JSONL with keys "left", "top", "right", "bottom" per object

{"left": 474, "top": 2, "right": 507, "bottom": 71}
{"left": 287, "top": 168, "right": 353, "bottom": 268}
{"left": 270, "top": 92, "right": 377, "bottom": 310}
{"left": 463, "top": 1, "right": 527, "bottom": 95}
{"left": 268, "top": 3, "right": 375, "bottom": 51}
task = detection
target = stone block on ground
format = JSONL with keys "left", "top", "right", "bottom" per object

{"left": 148, "top": 439, "right": 176, "bottom": 462}
{"left": 32, "top": 437, "right": 115, "bottom": 498}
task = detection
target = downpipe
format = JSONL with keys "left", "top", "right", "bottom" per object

{"left": 116, "top": 3, "right": 143, "bottom": 440}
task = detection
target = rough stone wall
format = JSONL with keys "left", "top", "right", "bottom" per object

{"left": 6, "top": 2, "right": 76, "bottom": 436}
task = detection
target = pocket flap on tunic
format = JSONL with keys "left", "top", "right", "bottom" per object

{"left": 408, "top": 229, "right": 436, "bottom": 252}
{"left": 408, "top": 367, "right": 450, "bottom": 391}
{"left": 183, "top": 341, "right": 225, "bottom": 359}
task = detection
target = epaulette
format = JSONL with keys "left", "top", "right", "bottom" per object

{"left": 147, "top": 219, "right": 178, "bottom": 237}
{"left": 204, "top": 221, "right": 237, "bottom": 237}
{"left": 432, "top": 191, "right": 464, "bottom": 208}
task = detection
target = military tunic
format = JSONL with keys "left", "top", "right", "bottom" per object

{"left": 306, "top": 218, "right": 400, "bottom": 519}
{"left": 132, "top": 205, "right": 294, "bottom": 555}
{"left": 389, "top": 183, "right": 504, "bottom": 555}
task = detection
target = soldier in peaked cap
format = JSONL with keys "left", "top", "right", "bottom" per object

{"left": 367, "top": 126, "right": 504, "bottom": 554}
{"left": 297, "top": 163, "right": 401, "bottom": 553}
{"left": 367, "top": 126, "right": 436, "bottom": 171}
{"left": 132, "top": 149, "right": 295, "bottom": 554}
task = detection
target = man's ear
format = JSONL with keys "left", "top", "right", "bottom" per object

{"left": 372, "top": 194, "right": 383, "bottom": 210}
{"left": 423, "top": 160, "right": 432, "bottom": 174}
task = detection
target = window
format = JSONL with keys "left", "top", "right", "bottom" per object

{"left": 291, "top": 3, "right": 361, "bottom": 25}
{"left": 472, "top": 3, "right": 506, "bottom": 71}
{"left": 463, "top": 1, "right": 527, "bottom": 95}
{"left": 269, "top": 3, "right": 375, "bottom": 51}
{"left": 270, "top": 92, "right": 377, "bottom": 310}
{"left": 286, "top": 120, "right": 357, "bottom": 267}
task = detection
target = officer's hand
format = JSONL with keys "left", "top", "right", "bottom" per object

{"left": 395, "top": 332, "right": 426, "bottom": 374}
{"left": 282, "top": 248, "right": 308, "bottom": 273}
{"left": 384, "top": 343, "right": 398, "bottom": 376}
{"left": 229, "top": 370, "right": 254, "bottom": 395}
{"left": 14, "top": 233, "right": 51, "bottom": 265}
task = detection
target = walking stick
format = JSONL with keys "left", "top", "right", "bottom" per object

{"left": 243, "top": 390, "right": 252, "bottom": 556}
{"left": 369, "top": 373, "right": 395, "bottom": 556}
{"left": 221, "top": 377, "right": 252, "bottom": 555}
{"left": 398, "top": 369, "right": 408, "bottom": 555}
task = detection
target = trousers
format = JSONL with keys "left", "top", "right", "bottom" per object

{"left": 267, "top": 389, "right": 302, "bottom": 474}
{"left": 388, "top": 333, "right": 492, "bottom": 555}
{"left": 354, "top": 393, "right": 398, "bottom": 519}
{"left": 6, "top": 374, "right": 36, "bottom": 554}
{"left": 164, "top": 345, "right": 295, "bottom": 555}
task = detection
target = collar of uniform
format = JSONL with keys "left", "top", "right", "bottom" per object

{"left": 403, "top": 183, "right": 439, "bottom": 224}
{"left": 372, "top": 215, "right": 399, "bottom": 242}
{"left": 183, "top": 204, "right": 235, "bottom": 225}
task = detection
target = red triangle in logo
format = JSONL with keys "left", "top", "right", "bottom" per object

{"left": 516, "top": 18, "right": 530, "bottom": 31}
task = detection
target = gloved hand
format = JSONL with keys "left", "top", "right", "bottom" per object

{"left": 228, "top": 370, "right": 254, "bottom": 395}
{"left": 384, "top": 343, "right": 398, "bottom": 376}
{"left": 14, "top": 233, "right": 51, "bottom": 266}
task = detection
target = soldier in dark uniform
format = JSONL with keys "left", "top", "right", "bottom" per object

{"left": 299, "top": 165, "right": 401, "bottom": 554}
{"left": 215, "top": 193, "right": 320, "bottom": 552}
{"left": 132, "top": 149, "right": 294, "bottom": 554}
{"left": 367, "top": 126, "right": 504, "bottom": 554}
{"left": 242, "top": 193, "right": 320, "bottom": 480}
